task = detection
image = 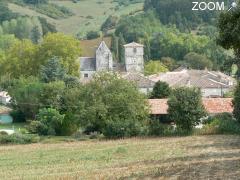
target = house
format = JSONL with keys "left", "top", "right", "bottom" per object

{"left": 80, "top": 41, "right": 144, "bottom": 79}
{"left": 148, "top": 69, "right": 236, "bottom": 97}
{"left": 0, "top": 91, "right": 11, "bottom": 105}
{"left": 0, "top": 106, "right": 13, "bottom": 124}
{"left": 148, "top": 98, "right": 233, "bottom": 116}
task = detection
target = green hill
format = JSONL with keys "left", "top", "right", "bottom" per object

{"left": 8, "top": 0, "right": 144, "bottom": 37}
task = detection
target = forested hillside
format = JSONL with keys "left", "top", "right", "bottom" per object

{"left": 0, "top": 0, "right": 236, "bottom": 74}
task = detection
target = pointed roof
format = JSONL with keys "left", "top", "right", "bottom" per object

{"left": 96, "top": 41, "right": 111, "bottom": 53}
{"left": 124, "top": 42, "right": 144, "bottom": 47}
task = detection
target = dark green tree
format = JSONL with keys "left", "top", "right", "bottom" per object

{"left": 168, "top": 87, "right": 206, "bottom": 131}
{"left": 233, "top": 82, "right": 240, "bottom": 123}
{"left": 118, "top": 33, "right": 125, "bottom": 63}
{"left": 40, "top": 57, "right": 66, "bottom": 83}
{"left": 144, "top": 35, "right": 151, "bottom": 61}
{"left": 151, "top": 81, "right": 171, "bottom": 99}
{"left": 30, "top": 25, "right": 42, "bottom": 44}
{"left": 111, "top": 34, "right": 118, "bottom": 61}
{"left": 217, "top": 9, "right": 240, "bottom": 76}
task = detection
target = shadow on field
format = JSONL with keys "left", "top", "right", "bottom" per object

{"left": 119, "top": 136, "right": 240, "bottom": 180}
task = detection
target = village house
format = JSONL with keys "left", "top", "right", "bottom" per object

{"left": 148, "top": 69, "right": 236, "bottom": 97}
{"left": 80, "top": 41, "right": 236, "bottom": 96}
{"left": 0, "top": 91, "right": 11, "bottom": 105}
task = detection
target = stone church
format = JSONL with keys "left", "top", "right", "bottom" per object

{"left": 79, "top": 41, "right": 144, "bottom": 79}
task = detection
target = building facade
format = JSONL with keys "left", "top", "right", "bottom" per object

{"left": 80, "top": 41, "right": 144, "bottom": 78}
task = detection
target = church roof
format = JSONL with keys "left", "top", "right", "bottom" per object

{"left": 80, "top": 57, "right": 96, "bottom": 71}
{"left": 96, "top": 41, "right": 111, "bottom": 53}
{"left": 124, "top": 42, "right": 144, "bottom": 47}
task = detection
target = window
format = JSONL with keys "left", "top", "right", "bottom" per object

{"left": 84, "top": 73, "right": 89, "bottom": 78}
{"left": 133, "top": 48, "right": 137, "bottom": 53}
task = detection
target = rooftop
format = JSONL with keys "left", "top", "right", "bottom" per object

{"left": 122, "top": 73, "right": 155, "bottom": 88}
{"left": 148, "top": 69, "right": 235, "bottom": 89}
{"left": 148, "top": 98, "right": 233, "bottom": 115}
{"left": 124, "top": 42, "right": 144, "bottom": 47}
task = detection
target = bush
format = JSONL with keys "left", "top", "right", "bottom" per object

{"left": 86, "top": 31, "right": 100, "bottom": 40}
{"left": 148, "top": 120, "right": 167, "bottom": 136}
{"left": 28, "top": 108, "right": 65, "bottom": 136}
{"left": 148, "top": 120, "right": 190, "bottom": 136}
{"left": 200, "top": 118, "right": 240, "bottom": 135}
{"left": 0, "top": 134, "right": 40, "bottom": 144}
{"left": 203, "top": 113, "right": 234, "bottom": 125}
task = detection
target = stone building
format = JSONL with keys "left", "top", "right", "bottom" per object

{"left": 80, "top": 41, "right": 144, "bottom": 78}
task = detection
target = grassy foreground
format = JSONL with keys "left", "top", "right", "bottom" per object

{"left": 1, "top": 135, "right": 240, "bottom": 179}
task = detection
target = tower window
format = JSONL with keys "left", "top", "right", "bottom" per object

{"left": 133, "top": 48, "right": 137, "bottom": 53}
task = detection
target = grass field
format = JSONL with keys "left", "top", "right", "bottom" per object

{"left": 0, "top": 123, "right": 27, "bottom": 133}
{"left": 1, "top": 135, "right": 240, "bottom": 179}
{"left": 8, "top": 0, "right": 144, "bottom": 37}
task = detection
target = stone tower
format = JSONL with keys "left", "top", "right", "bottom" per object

{"left": 96, "top": 41, "right": 113, "bottom": 71}
{"left": 124, "top": 42, "right": 144, "bottom": 73}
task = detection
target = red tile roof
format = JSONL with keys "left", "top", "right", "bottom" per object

{"left": 148, "top": 98, "right": 233, "bottom": 115}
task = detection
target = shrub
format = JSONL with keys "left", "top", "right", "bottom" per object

{"left": 148, "top": 120, "right": 166, "bottom": 136}
{"left": 148, "top": 120, "right": 189, "bottom": 136}
{"left": 28, "top": 108, "right": 65, "bottom": 136}
{"left": 0, "top": 134, "right": 40, "bottom": 144}
{"left": 86, "top": 31, "right": 100, "bottom": 40}
{"left": 200, "top": 118, "right": 240, "bottom": 135}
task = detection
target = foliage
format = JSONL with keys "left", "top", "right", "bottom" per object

{"left": 144, "top": 0, "right": 221, "bottom": 32}
{"left": 0, "top": 39, "right": 39, "bottom": 78}
{"left": 115, "top": 11, "right": 228, "bottom": 70}
{"left": 218, "top": 9, "right": 240, "bottom": 75}
{"left": 200, "top": 118, "right": 240, "bottom": 135}
{"left": 233, "top": 82, "right": 240, "bottom": 123}
{"left": 29, "top": 108, "right": 65, "bottom": 136}
{"left": 145, "top": 60, "right": 168, "bottom": 75}
{"left": 86, "top": 31, "right": 101, "bottom": 40}
{"left": 40, "top": 57, "right": 66, "bottom": 83}
{"left": 63, "top": 72, "right": 149, "bottom": 138}
{"left": 184, "top": 52, "right": 213, "bottom": 70}
{"left": 37, "top": 33, "right": 81, "bottom": 76}
{"left": 118, "top": 33, "right": 125, "bottom": 63}
{"left": 10, "top": 110, "right": 26, "bottom": 123}
{"left": 39, "top": 81, "right": 65, "bottom": 110}
{"left": 151, "top": 81, "right": 171, "bottom": 99}
{"left": 168, "top": 87, "right": 206, "bottom": 131}
{"left": 7, "top": 77, "right": 43, "bottom": 119}
{"left": 0, "top": 2, "right": 18, "bottom": 23}
{"left": 0, "top": 133, "right": 40, "bottom": 144}
{"left": 0, "top": 33, "right": 81, "bottom": 78}
{"left": 101, "top": 15, "right": 119, "bottom": 33}
{"left": 161, "top": 57, "right": 178, "bottom": 71}
{"left": 1, "top": 16, "right": 43, "bottom": 41}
